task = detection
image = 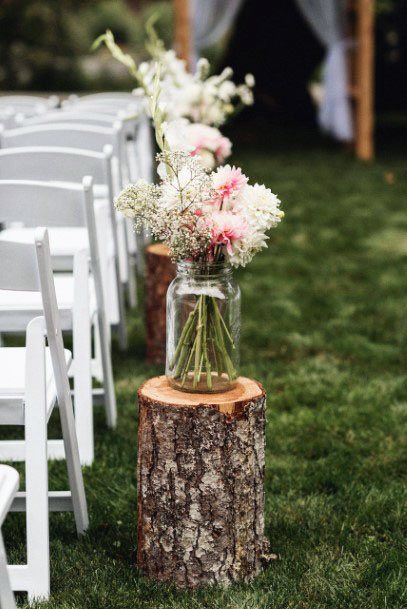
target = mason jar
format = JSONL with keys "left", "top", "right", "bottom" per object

{"left": 166, "top": 261, "right": 240, "bottom": 393}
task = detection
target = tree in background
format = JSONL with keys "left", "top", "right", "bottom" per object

{"left": 0, "top": 0, "right": 93, "bottom": 91}
{"left": 0, "top": 0, "right": 172, "bottom": 92}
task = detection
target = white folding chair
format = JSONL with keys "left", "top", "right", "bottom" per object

{"left": 67, "top": 92, "right": 139, "bottom": 104}
{"left": 0, "top": 465, "right": 19, "bottom": 609}
{"left": 17, "top": 110, "right": 125, "bottom": 128}
{"left": 0, "top": 95, "right": 59, "bottom": 116}
{"left": 0, "top": 179, "right": 116, "bottom": 465}
{"left": 0, "top": 109, "right": 17, "bottom": 130}
{"left": 0, "top": 230, "right": 88, "bottom": 601}
{"left": 0, "top": 145, "right": 129, "bottom": 343}
{"left": 15, "top": 109, "right": 140, "bottom": 185}
{"left": 59, "top": 103, "right": 154, "bottom": 270}
{"left": 0, "top": 122, "right": 137, "bottom": 307}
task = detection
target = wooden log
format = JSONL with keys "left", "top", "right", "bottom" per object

{"left": 137, "top": 375, "right": 269, "bottom": 588}
{"left": 145, "top": 243, "right": 176, "bottom": 365}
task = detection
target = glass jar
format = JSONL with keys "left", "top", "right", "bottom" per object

{"left": 166, "top": 261, "right": 240, "bottom": 393}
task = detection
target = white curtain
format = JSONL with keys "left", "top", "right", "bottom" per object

{"left": 295, "top": 0, "right": 354, "bottom": 141}
{"left": 191, "top": 0, "right": 244, "bottom": 67}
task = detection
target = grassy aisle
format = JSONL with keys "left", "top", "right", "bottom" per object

{"left": 5, "top": 126, "right": 407, "bottom": 608}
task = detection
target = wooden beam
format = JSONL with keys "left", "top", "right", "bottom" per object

{"left": 173, "top": 0, "right": 192, "bottom": 71}
{"left": 355, "top": 0, "right": 375, "bottom": 160}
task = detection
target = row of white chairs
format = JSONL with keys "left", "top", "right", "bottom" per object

{"left": 0, "top": 229, "right": 88, "bottom": 603}
{"left": 0, "top": 91, "right": 154, "bottom": 603}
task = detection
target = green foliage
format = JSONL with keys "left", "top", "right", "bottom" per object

{"left": 0, "top": 0, "right": 92, "bottom": 90}
{"left": 2, "top": 124, "right": 407, "bottom": 607}
{"left": 81, "top": 0, "right": 144, "bottom": 47}
{"left": 0, "top": 0, "right": 172, "bottom": 92}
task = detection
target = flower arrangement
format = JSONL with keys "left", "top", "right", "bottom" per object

{"left": 102, "top": 24, "right": 282, "bottom": 392}
{"left": 93, "top": 21, "right": 255, "bottom": 128}
{"left": 93, "top": 30, "right": 234, "bottom": 168}
{"left": 116, "top": 154, "right": 282, "bottom": 269}
{"left": 116, "top": 149, "right": 283, "bottom": 391}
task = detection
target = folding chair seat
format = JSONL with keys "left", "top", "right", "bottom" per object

{"left": 0, "top": 231, "right": 88, "bottom": 601}
{"left": 0, "top": 179, "right": 116, "bottom": 465}
{"left": 0, "top": 465, "right": 19, "bottom": 609}
{"left": 0, "top": 123, "right": 137, "bottom": 308}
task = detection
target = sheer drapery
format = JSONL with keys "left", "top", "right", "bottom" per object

{"left": 191, "top": 0, "right": 243, "bottom": 67}
{"left": 295, "top": 0, "right": 354, "bottom": 141}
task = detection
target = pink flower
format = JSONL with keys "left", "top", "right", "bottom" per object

{"left": 211, "top": 165, "right": 248, "bottom": 207}
{"left": 215, "top": 137, "right": 232, "bottom": 163}
{"left": 210, "top": 211, "right": 248, "bottom": 254}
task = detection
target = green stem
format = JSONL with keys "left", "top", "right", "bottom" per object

{"left": 201, "top": 297, "right": 212, "bottom": 390}
{"left": 193, "top": 296, "right": 204, "bottom": 388}
{"left": 181, "top": 333, "right": 198, "bottom": 386}
{"left": 210, "top": 298, "right": 237, "bottom": 381}
{"left": 170, "top": 308, "right": 197, "bottom": 369}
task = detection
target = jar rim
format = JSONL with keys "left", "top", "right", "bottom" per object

{"left": 176, "top": 260, "right": 233, "bottom": 276}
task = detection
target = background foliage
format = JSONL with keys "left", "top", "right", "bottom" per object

{"left": 1, "top": 0, "right": 407, "bottom": 114}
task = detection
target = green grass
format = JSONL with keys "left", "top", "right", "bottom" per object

{"left": 3, "top": 124, "right": 407, "bottom": 608}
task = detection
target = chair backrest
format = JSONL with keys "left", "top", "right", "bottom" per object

{"left": 62, "top": 101, "right": 139, "bottom": 117}
{"left": 0, "top": 123, "right": 125, "bottom": 190}
{"left": 17, "top": 112, "right": 139, "bottom": 148}
{"left": 0, "top": 122, "right": 122, "bottom": 158}
{"left": 0, "top": 466, "right": 19, "bottom": 527}
{"left": 0, "top": 179, "right": 107, "bottom": 337}
{"left": 0, "top": 179, "right": 86, "bottom": 228}
{"left": 0, "top": 146, "right": 112, "bottom": 188}
{"left": 0, "top": 239, "right": 42, "bottom": 293}
{"left": 0, "top": 228, "right": 64, "bottom": 344}
{"left": 17, "top": 111, "right": 121, "bottom": 128}
{"left": 68, "top": 92, "right": 137, "bottom": 104}
{"left": 0, "top": 95, "right": 58, "bottom": 116}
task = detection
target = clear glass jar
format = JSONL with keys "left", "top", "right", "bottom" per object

{"left": 166, "top": 261, "right": 240, "bottom": 393}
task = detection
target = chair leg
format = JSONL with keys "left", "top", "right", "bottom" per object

{"left": 115, "top": 218, "right": 128, "bottom": 351}
{"left": 127, "top": 254, "right": 137, "bottom": 309}
{"left": 126, "top": 218, "right": 138, "bottom": 308}
{"left": 73, "top": 257, "right": 94, "bottom": 466}
{"left": 97, "top": 306, "right": 117, "bottom": 429}
{"left": 92, "top": 317, "right": 104, "bottom": 384}
{"left": 56, "top": 372, "right": 89, "bottom": 535}
{"left": 25, "top": 324, "right": 50, "bottom": 600}
{"left": 0, "top": 534, "right": 16, "bottom": 609}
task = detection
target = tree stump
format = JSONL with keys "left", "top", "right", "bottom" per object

{"left": 137, "top": 375, "right": 268, "bottom": 588}
{"left": 145, "top": 244, "right": 176, "bottom": 365}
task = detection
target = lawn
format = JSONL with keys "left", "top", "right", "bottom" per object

{"left": 4, "top": 121, "right": 407, "bottom": 609}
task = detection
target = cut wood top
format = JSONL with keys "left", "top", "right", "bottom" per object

{"left": 138, "top": 376, "right": 265, "bottom": 416}
{"left": 145, "top": 243, "right": 170, "bottom": 257}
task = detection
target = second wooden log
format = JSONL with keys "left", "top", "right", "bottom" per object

{"left": 145, "top": 243, "right": 176, "bottom": 365}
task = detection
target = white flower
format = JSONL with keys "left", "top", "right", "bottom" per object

{"left": 245, "top": 73, "right": 255, "bottom": 87}
{"left": 234, "top": 184, "right": 282, "bottom": 231}
{"left": 162, "top": 119, "right": 231, "bottom": 169}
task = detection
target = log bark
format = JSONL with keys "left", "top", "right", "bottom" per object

{"left": 137, "top": 375, "right": 268, "bottom": 588}
{"left": 145, "top": 244, "right": 176, "bottom": 365}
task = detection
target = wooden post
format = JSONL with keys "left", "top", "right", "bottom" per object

{"left": 145, "top": 243, "right": 176, "bottom": 365}
{"left": 173, "top": 0, "right": 192, "bottom": 70}
{"left": 355, "top": 0, "right": 374, "bottom": 160}
{"left": 137, "top": 376, "right": 269, "bottom": 587}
